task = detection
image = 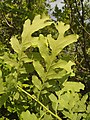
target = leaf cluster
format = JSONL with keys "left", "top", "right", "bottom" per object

{"left": 0, "top": 15, "right": 89, "bottom": 120}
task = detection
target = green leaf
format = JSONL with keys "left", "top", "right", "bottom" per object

{"left": 81, "top": 94, "right": 88, "bottom": 103}
{"left": 0, "top": 117, "right": 5, "bottom": 120}
{"left": 87, "top": 105, "right": 90, "bottom": 113}
{"left": 43, "top": 114, "right": 53, "bottom": 120}
{"left": 87, "top": 48, "right": 90, "bottom": 55}
{"left": 51, "top": 59, "right": 75, "bottom": 74}
{"left": 20, "top": 52, "right": 32, "bottom": 63}
{"left": 21, "top": 19, "right": 31, "bottom": 50}
{"left": 19, "top": 67, "right": 27, "bottom": 74}
{"left": 30, "top": 15, "right": 52, "bottom": 34}
{"left": 86, "top": 115, "right": 90, "bottom": 120}
{"left": 48, "top": 34, "right": 78, "bottom": 56}
{"left": 62, "top": 111, "right": 77, "bottom": 120}
{"left": 0, "top": 70, "right": 2, "bottom": 77}
{"left": 3, "top": 54, "right": 18, "bottom": 68}
{"left": 32, "top": 52, "right": 42, "bottom": 61}
{"left": 52, "top": 102, "right": 58, "bottom": 113}
{"left": 0, "top": 78, "right": 4, "bottom": 94}
{"left": 20, "top": 110, "right": 38, "bottom": 120}
{"left": 47, "top": 69, "right": 67, "bottom": 80}
{"left": 33, "top": 60, "right": 45, "bottom": 82}
{"left": 32, "top": 75, "right": 42, "bottom": 90}
{"left": 63, "top": 82, "right": 85, "bottom": 92}
{"left": 21, "top": 15, "right": 52, "bottom": 50}
{"left": 24, "top": 63, "right": 34, "bottom": 73}
{"left": 73, "top": 94, "right": 88, "bottom": 113}
{"left": 57, "top": 34, "right": 78, "bottom": 52}
{"left": 13, "top": 92, "right": 19, "bottom": 100}
{"left": 0, "top": 93, "right": 10, "bottom": 108}
{"left": 10, "top": 36, "right": 21, "bottom": 53}
{"left": 49, "top": 93, "right": 57, "bottom": 102}
{"left": 55, "top": 22, "right": 70, "bottom": 38}
{"left": 38, "top": 35, "right": 50, "bottom": 64}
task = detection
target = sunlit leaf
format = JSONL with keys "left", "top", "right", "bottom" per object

{"left": 32, "top": 75, "right": 42, "bottom": 90}
{"left": 20, "top": 110, "right": 38, "bottom": 120}
{"left": 49, "top": 93, "right": 57, "bottom": 102}
{"left": 21, "top": 15, "right": 52, "bottom": 50}
{"left": 38, "top": 35, "right": 50, "bottom": 64}
{"left": 10, "top": 36, "right": 21, "bottom": 53}
{"left": 63, "top": 82, "right": 85, "bottom": 92}
{"left": 0, "top": 78, "right": 5, "bottom": 94}
{"left": 33, "top": 60, "right": 45, "bottom": 81}
{"left": 0, "top": 70, "right": 2, "bottom": 78}
{"left": 55, "top": 22, "right": 70, "bottom": 38}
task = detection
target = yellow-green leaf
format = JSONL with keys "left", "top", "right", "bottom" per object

{"left": 20, "top": 110, "right": 38, "bottom": 120}
{"left": 33, "top": 61, "right": 45, "bottom": 81}
{"left": 32, "top": 75, "right": 42, "bottom": 90}
{"left": 21, "top": 15, "right": 52, "bottom": 50}
{"left": 10, "top": 36, "right": 21, "bottom": 53}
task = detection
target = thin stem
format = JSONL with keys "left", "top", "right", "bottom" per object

{"left": 76, "top": 19, "right": 90, "bottom": 36}
{"left": 17, "top": 85, "right": 62, "bottom": 120}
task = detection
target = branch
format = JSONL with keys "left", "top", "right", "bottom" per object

{"left": 17, "top": 86, "right": 62, "bottom": 120}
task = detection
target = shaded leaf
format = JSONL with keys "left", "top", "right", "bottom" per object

{"left": 20, "top": 52, "right": 32, "bottom": 63}
{"left": 13, "top": 92, "right": 19, "bottom": 100}
{"left": 0, "top": 93, "right": 10, "bottom": 108}
{"left": 3, "top": 55, "right": 18, "bottom": 68}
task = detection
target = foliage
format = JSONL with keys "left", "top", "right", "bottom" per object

{"left": 0, "top": 15, "right": 89, "bottom": 120}
{"left": 0, "top": 0, "right": 47, "bottom": 46}
{"left": 49, "top": 0, "right": 90, "bottom": 98}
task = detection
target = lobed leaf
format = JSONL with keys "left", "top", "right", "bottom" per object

{"left": 55, "top": 22, "right": 70, "bottom": 38}
{"left": 48, "top": 34, "right": 79, "bottom": 56}
{"left": 51, "top": 59, "right": 75, "bottom": 73}
{"left": 63, "top": 82, "right": 85, "bottom": 92}
{"left": 47, "top": 69, "right": 67, "bottom": 80}
{"left": 21, "top": 15, "right": 52, "bottom": 50}
{"left": 20, "top": 110, "right": 38, "bottom": 120}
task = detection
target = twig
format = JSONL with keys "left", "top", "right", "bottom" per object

{"left": 17, "top": 85, "right": 62, "bottom": 120}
